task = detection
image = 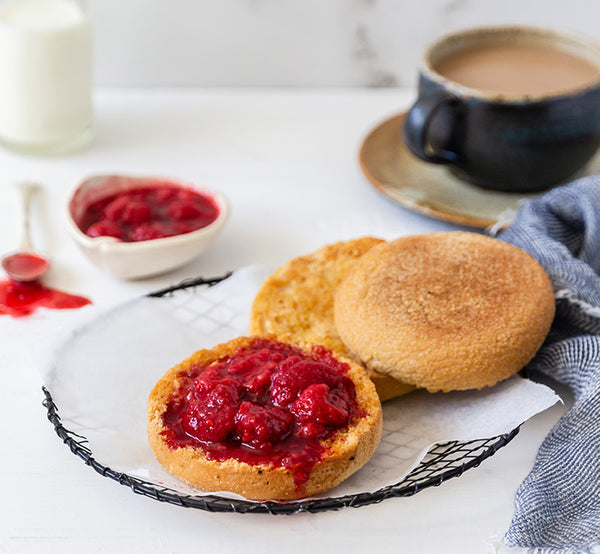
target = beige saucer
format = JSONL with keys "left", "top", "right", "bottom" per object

{"left": 359, "top": 112, "right": 600, "bottom": 229}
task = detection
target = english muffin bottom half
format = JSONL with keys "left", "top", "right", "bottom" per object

{"left": 148, "top": 335, "right": 383, "bottom": 500}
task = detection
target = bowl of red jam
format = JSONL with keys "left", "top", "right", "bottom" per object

{"left": 66, "top": 175, "right": 228, "bottom": 279}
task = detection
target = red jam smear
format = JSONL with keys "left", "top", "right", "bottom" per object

{"left": 160, "top": 337, "right": 363, "bottom": 487}
{"left": 79, "top": 183, "right": 219, "bottom": 242}
{"left": 0, "top": 279, "right": 91, "bottom": 318}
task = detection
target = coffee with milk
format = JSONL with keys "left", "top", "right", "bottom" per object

{"left": 403, "top": 26, "right": 600, "bottom": 192}
{"left": 434, "top": 41, "right": 600, "bottom": 96}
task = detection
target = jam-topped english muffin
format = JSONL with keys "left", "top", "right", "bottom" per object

{"left": 147, "top": 336, "right": 382, "bottom": 500}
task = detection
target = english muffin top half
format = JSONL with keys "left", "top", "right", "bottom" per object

{"left": 334, "top": 232, "right": 555, "bottom": 392}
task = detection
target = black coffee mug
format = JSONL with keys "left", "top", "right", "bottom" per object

{"left": 403, "top": 26, "right": 600, "bottom": 193}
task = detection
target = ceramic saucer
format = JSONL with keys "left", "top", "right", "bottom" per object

{"left": 359, "top": 112, "right": 600, "bottom": 229}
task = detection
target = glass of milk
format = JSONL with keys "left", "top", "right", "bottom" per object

{"left": 0, "top": 0, "right": 93, "bottom": 154}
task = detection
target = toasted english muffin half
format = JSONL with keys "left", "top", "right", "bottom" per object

{"left": 334, "top": 232, "right": 555, "bottom": 392}
{"left": 249, "top": 238, "right": 415, "bottom": 401}
{"left": 148, "top": 335, "right": 382, "bottom": 500}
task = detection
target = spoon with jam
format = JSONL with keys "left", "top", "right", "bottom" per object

{"left": 2, "top": 182, "right": 50, "bottom": 282}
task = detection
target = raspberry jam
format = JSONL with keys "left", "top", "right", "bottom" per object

{"left": 0, "top": 279, "right": 91, "bottom": 318}
{"left": 2, "top": 253, "right": 49, "bottom": 282}
{"left": 79, "top": 183, "right": 219, "bottom": 242}
{"left": 160, "top": 337, "right": 363, "bottom": 487}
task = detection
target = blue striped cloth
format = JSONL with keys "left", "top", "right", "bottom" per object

{"left": 499, "top": 178, "right": 600, "bottom": 552}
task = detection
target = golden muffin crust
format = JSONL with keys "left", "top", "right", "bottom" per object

{"left": 148, "top": 336, "right": 383, "bottom": 501}
{"left": 249, "top": 238, "right": 415, "bottom": 401}
{"left": 334, "top": 232, "right": 555, "bottom": 392}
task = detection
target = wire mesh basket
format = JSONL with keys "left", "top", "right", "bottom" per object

{"left": 42, "top": 273, "right": 520, "bottom": 515}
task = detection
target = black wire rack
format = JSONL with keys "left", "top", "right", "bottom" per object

{"left": 42, "top": 273, "right": 521, "bottom": 515}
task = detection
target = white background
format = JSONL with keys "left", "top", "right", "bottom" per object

{"left": 88, "top": 0, "right": 600, "bottom": 87}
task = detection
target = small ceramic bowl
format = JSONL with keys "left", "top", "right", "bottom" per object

{"left": 66, "top": 174, "right": 229, "bottom": 279}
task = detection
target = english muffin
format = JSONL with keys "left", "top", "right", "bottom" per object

{"left": 334, "top": 232, "right": 555, "bottom": 392}
{"left": 249, "top": 238, "right": 415, "bottom": 401}
{"left": 148, "top": 335, "right": 382, "bottom": 500}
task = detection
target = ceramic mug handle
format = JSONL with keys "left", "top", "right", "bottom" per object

{"left": 404, "top": 90, "right": 462, "bottom": 164}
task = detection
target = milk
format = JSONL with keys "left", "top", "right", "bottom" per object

{"left": 0, "top": 0, "right": 93, "bottom": 153}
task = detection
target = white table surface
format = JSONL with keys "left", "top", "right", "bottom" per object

{"left": 0, "top": 88, "right": 570, "bottom": 554}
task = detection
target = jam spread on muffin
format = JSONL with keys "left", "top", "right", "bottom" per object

{"left": 80, "top": 183, "right": 219, "bottom": 242}
{"left": 160, "top": 337, "right": 363, "bottom": 486}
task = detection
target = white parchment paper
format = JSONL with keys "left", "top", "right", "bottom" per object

{"left": 44, "top": 266, "right": 560, "bottom": 499}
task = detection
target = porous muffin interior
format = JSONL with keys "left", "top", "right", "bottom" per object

{"left": 249, "top": 237, "right": 415, "bottom": 401}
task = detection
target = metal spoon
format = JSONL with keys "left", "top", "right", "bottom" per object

{"left": 2, "top": 182, "right": 50, "bottom": 282}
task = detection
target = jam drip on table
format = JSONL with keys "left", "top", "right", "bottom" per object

{"left": 80, "top": 184, "right": 219, "bottom": 242}
{"left": 0, "top": 279, "right": 91, "bottom": 318}
{"left": 161, "top": 337, "right": 363, "bottom": 487}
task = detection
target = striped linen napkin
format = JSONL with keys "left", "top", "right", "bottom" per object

{"left": 499, "top": 178, "right": 600, "bottom": 552}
